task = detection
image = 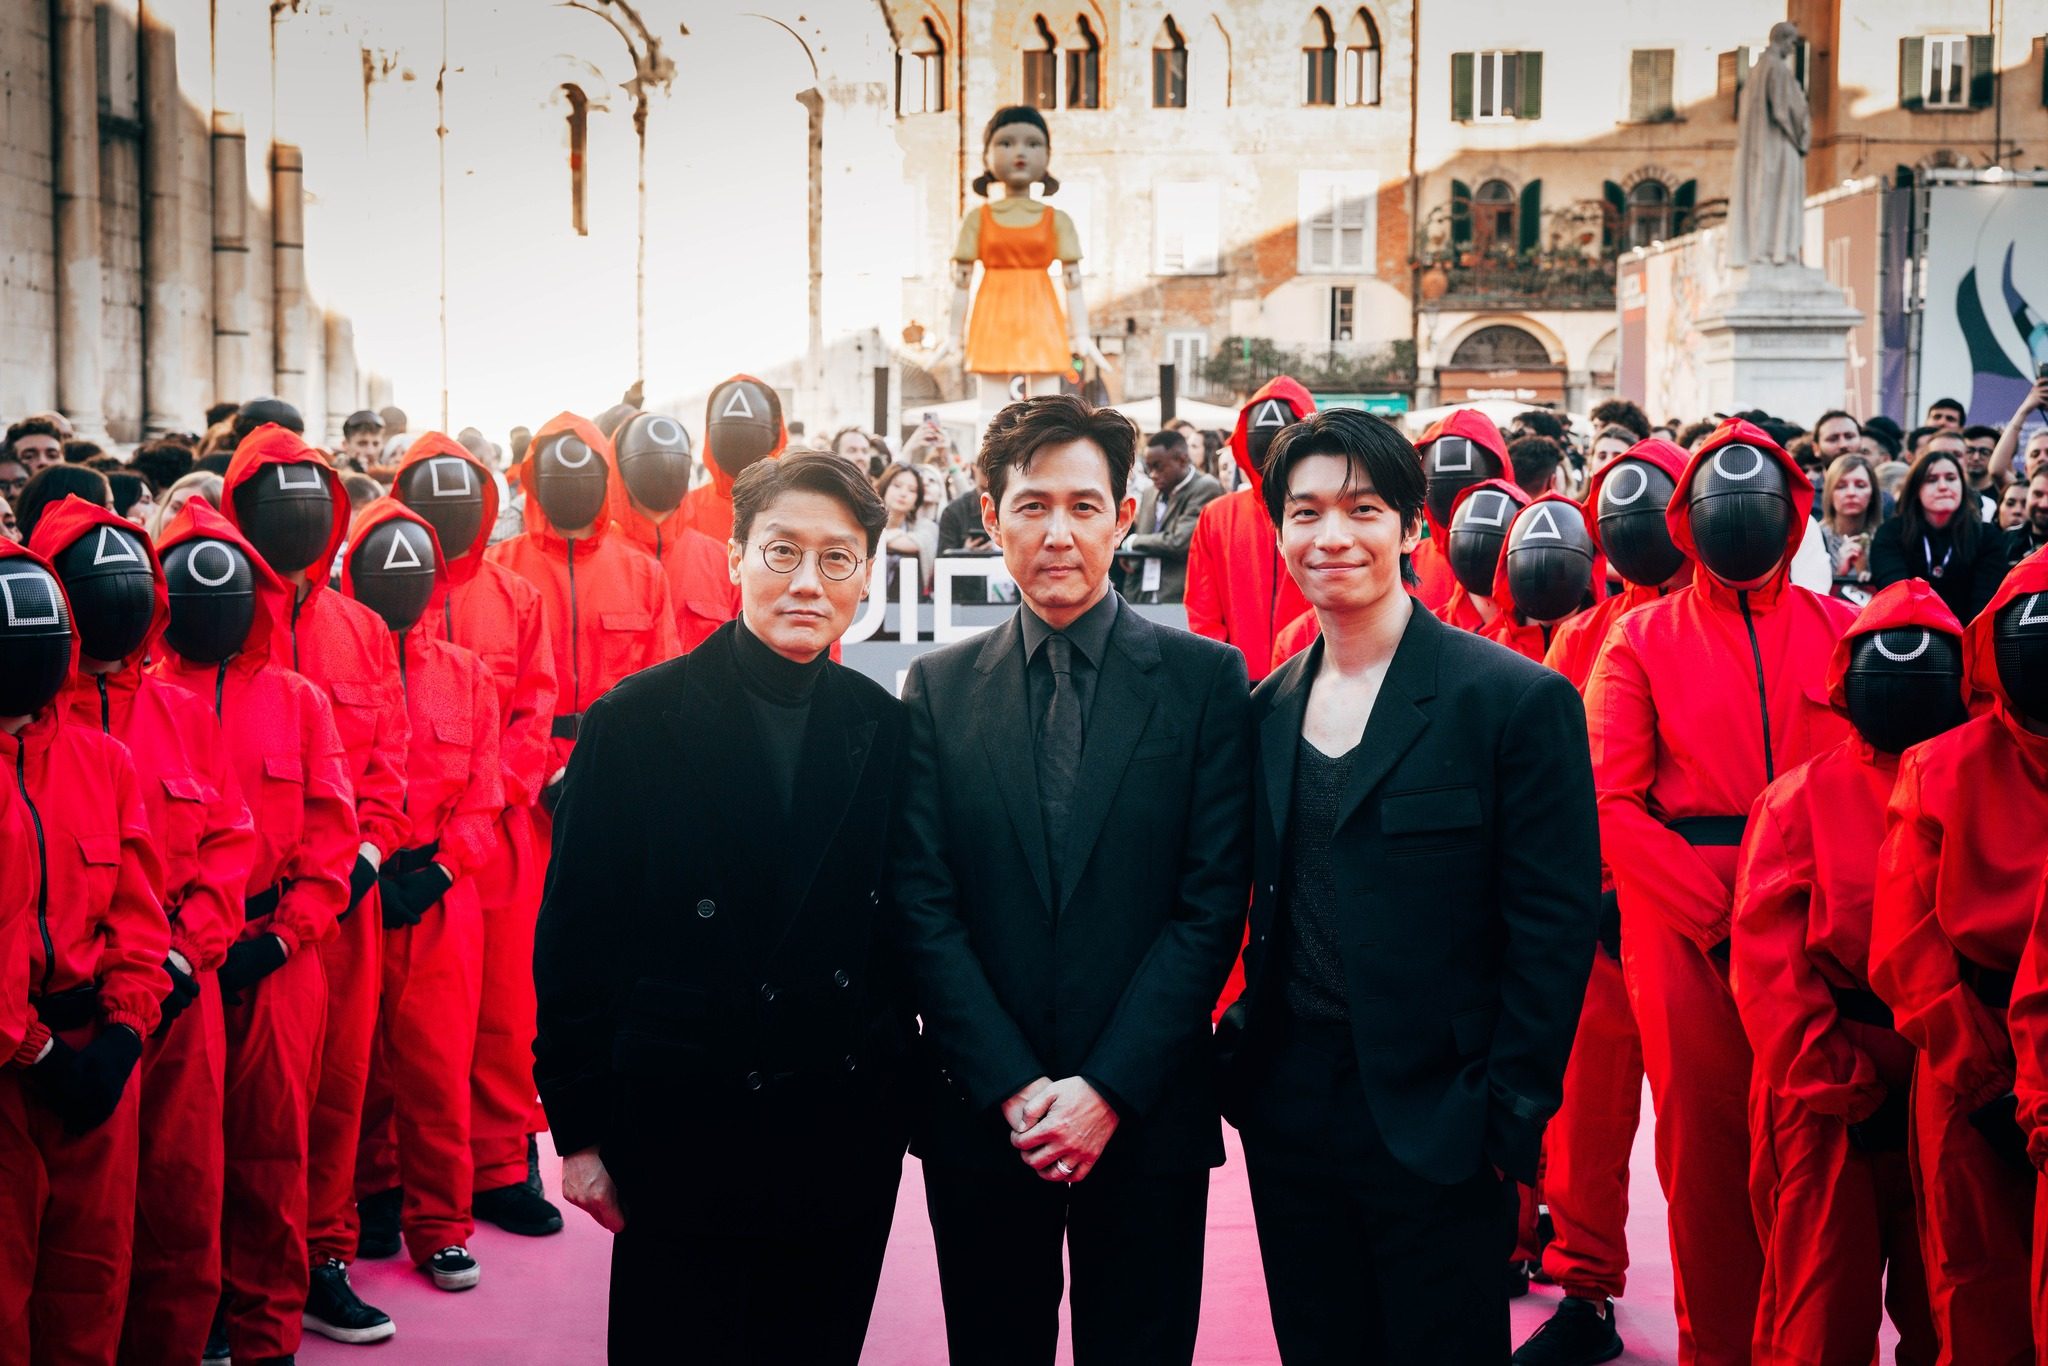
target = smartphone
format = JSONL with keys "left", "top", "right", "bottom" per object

{"left": 2037, "top": 360, "right": 2048, "bottom": 381}
{"left": 922, "top": 411, "right": 940, "bottom": 426}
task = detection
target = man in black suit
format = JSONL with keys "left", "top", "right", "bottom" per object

{"left": 1217, "top": 408, "right": 1600, "bottom": 1362}
{"left": 533, "top": 453, "right": 909, "bottom": 1363}
{"left": 892, "top": 394, "right": 1253, "bottom": 1365}
{"left": 1120, "top": 428, "right": 1225, "bottom": 603}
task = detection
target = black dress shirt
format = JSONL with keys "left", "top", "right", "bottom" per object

{"left": 1020, "top": 589, "right": 1119, "bottom": 736}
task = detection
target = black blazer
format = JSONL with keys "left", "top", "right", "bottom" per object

{"left": 532, "top": 622, "right": 910, "bottom": 1216}
{"left": 890, "top": 599, "right": 1253, "bottom": 1174}
{"left": 1867, "top": 515, "right": 2006, "bottom": 623}
{"left": 1218, "top": 604, "right": 1600, "bottom": 1187}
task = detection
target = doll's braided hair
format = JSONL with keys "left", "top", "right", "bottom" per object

{"left": 971, "top": 105, "right": 1059, "bottom": 197}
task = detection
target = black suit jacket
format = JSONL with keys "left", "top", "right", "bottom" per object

{"left": 1219, "top": 604, "right": 1599, "bottom": 1186}
{"left": 891, "top": 598, "right": 1253, "bottom": 1174}
{"left": 532, "top": 622, "right": 911, "bottom": 1217}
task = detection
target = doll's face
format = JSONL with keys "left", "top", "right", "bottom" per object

{"left": 987, "top": 122, "right": 1049, "bottom": 193}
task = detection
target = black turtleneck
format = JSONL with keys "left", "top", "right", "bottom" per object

{"left": 731, "top": 617, "right": 826, "bottom": 812}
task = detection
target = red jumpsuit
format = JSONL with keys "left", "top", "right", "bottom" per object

{"left": 222, "top": 425, "right": 412, "bottom": 1270}
{"left": 151, "top": 500, "right": 356, "bottom": 1362}
{"left": 0, "top": 539, "right": 169, "bottom": 1366}
{"left": 1732, "top": 581, "right": 1950, "bottom": 1366}
{"left": 1585, "top": 420, "right": 1855, "bottom": 1366}
{"left": 604, "top": 440, "right": 740, "bottom": 652}
{"left": 30, "top": 499, "right": 263, "bottom": 1366}
{"left": 486, "top": 411, "right": 680, "bottom": 830}
{"left": 1183, "top": 376, "right": 1314, "bottom": 682}
{"left": 1413, "top": 408, "right": 1512, "bottom": 615}
{"left": 1872, "top": 549, "right": 2048, "bottom": 1366}
{"left": 1434, "top": 478, "right": 1529, "bottom": 641}
{"left": 2011, "top": 862, "right": 2048, "bottom": 1353}
{"left": 346, "top": 499, "right": 505, "bottom": 1265}
{"left": 674, "top": 371, "right": 788, "bottom": 547}
{"left": 396, "top": 433, "right": 561, "bottom": 1193}
{"left": 0, "top": 783, "right": 31, "bottom": 1070}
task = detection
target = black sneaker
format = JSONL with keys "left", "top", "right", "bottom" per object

{"left": 1507, "top": 1259, "right": 1532, "bottom": 1298}
{"left": 474, "top": 1182, "right": 564, "bottom": 1236}
{"left": 250, "top": 1358, "right": 296, "bottom": 1365}
{"left": 427, "top": 1245, "right": 481, "bottom": 1291}
{"left": 204, "top": 1302, "right": 232, "bottom": 1362}
{"left": 303, "top": 1257, "right": 396, "bottom": 1344}
{"left": 1512, "top": 1296, "right": 1625, "bottom": 1366}
{"left": 357, "top": 1186, "right": 402, "bottom": 1259}
{"left": 526, "top": 1132, "right": 543, "bottom": 1196}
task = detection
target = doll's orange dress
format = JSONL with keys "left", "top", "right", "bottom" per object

{"left": 963, "top": 204, "right": 1070, "bottom": 376}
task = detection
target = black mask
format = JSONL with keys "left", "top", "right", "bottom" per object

{"left": 1505, "top": 501, "right": 1596, "bottom": 624}
{"left": 1596, "top": 458, "right": 1686, "bottom": 588}
{"left": 1687, "top": 443, "right": 1795, "bottom": 588}
{"left": 162, "top": 539, "right": 256, "bottom": 665}
{"left": 1843, "top": 627, "right": 1967, "bottom": 754}
{"left": 705, "top": 380, "right": 781, "bottom": 478}
{"left": 395, "top": 455, "right": 486, "bottom": 561}
{"left": 52, "top": 523, "right": 156, "bottom": 664}
{"left": 1448, "top": 487, "right": 1520, "bottom": 597}
{"left": 349, "top": 519, "right": 438, "bottom": 634}
{"left": 1995, "top": 590, "right": 2048, "bottom": 722}
{"left": 232, "top": 396, "right": 305, "bottom": 442}
{"left": 233, "top": 462, "right": 337, "bottom": 575}
{"left": 1425, "top": 435, "right": 1501, "bottom": 530}
{"left": 1242, "top": 396, "right": 1297, "bottom": 486}
{"left": 0, "top": 561, "right": 72, "bottom": 717}
{"left": 614, "top": 413, "right": 694, "bottom": 517}
{"left": 532, "top": 432, "right": 609, "bottom": 532}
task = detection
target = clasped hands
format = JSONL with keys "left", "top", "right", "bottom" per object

{"left": 1004, "top": 1075, "right": 1118, "bottom": 1184}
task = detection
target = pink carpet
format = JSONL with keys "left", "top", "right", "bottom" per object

{"left": 300, "top": 1085, "right": 1893, "bottom": 1363}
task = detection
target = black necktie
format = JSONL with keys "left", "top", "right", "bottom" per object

{"left": 1039, "top": 634, "right": 1082, "bottom": 899}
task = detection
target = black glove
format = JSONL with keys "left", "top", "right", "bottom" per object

{"left": 154, "top": 958, "right": 201, "bottom": 1037}
{"left": 1596, "top": 889, "right": 1622, "bottom": 961}
{"left": 1968, "top": 1093, "right": 2033, "bottom": 1174}
{"left": 540, "top": 777, "right": 564, "bottom": 816}
{"left": 31, "top": 1026, "right": 143, "bottom": 1134}
{"left": 344, "top": 853, "right": 379, "bottom": 919}
{"left": 379, "top": 864, "right": 452, "bottom": 930}
{"left": 1847, "top": 1087, "right": 1909, "bottom": 1153}
{"left": 217, "top": 935, "right": 288, "bottom": 1006}
{"left": 1708, "top": 937, "right": 1732, "bottom": 965}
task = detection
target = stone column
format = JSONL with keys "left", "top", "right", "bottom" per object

{"left": 211, "top": 111, "right": 257, "bottom": 397}
{"left": 51, "top": 0, "right": 106, "bottom": 434}
{"left": 272, "top": 142, "right": 308, "bottom": 416}
{"left": 323, "top": 311, "right": 357, "bottom": 445}
{"left": 139, "top": 4, "right": 184, "bottom": 435}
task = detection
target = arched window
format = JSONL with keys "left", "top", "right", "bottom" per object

{"left": 897, "top": 17, "right": 946, "bottom": 115}
{"left": 563, "top": 84, "right": 589, "bottom": 237}
{"left": 1153, "top": 17, "right": 1188, "bottom": 108}
{"left": 1473, "top": 178, "right": 1516, "bottom": 253}
{"left": 1065, "top": 15, "right": 1102, "bottom": 109}
{"left": 1450, "top": 325, "right": 1552, "bottom": 369}
{"left": 1342, "top": 9, "right": 1381, "bottom": 106}
{"left": 1302, "top": 9, "right": 1337, "bottom": 106}
{"left": 1022, "top": 15, "right": 1059, "bottom": 108}
{"left": 1626, "top": 179, "right": 1669, "bottom": 248}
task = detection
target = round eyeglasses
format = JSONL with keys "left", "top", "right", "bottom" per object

{"left": 756, "top": 540, "right": 865, "bottom": 582}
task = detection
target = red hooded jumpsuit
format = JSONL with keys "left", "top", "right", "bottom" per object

{"left": 0, "top": 783, "right": 31, "bottom": 1070}
{"left": 1871, "top": 550, "right": 2048, "bottom": 1366}
{"left": 1184, "top": 376, "right": 1313, "bottom": 682}
{"left": 2009, "top": 857, "right": 2048, "bottom": 1351}
{"left": 393, "top": 433, "right": 561, "bottom": 1194}
{"left": 1585, "top": 420, "right": 1855, "bottom": 1366}
{"left": 1530, "top": 443, "right": 1693, "bottom": 1309}
{"left": 1732, "top": 581, "right": 1949, "bottom": 1366}
{"left": 485, "top": 412, "right": 679, "bottom": 836}
{"left": 151, "top": 499, "right": 357, "bottom": 1361}
{"left": 604, "top": 439, "right": 738, "bottom": 653}
{"left": 0, "top": 539, "right": 168, "bottom": 1365}
{"left": 674, "top": 372, "right": 789, "bottom": 548}
{"left": 1435, "top": 477, "right": 1532, "bottom": 638}
{"left": 1412, "top": 409, "right": 1512, "bottom": 615}
{"left": 29, "top": 498, "right": 263, "bottom": 1366}
{"left": 345, "top": 499, "right": 505, "bottom": 1266}
{"left": 221, "top": 425, "right": 412, "bottom": 1270}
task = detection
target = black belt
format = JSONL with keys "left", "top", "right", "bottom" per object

{"left": 391, "top": 841, "right": 441, "bottom": 876}
{"left": 33, "top": 984, "right": 99, "bottom": 1031}
{"left": 244, "top": 880, "right": 288, "bottom": 921}
{"left": 1959, "top": 957, "right": 2014, "bottom": 1011}
{"left": 1666, "top": 816, "right": 1748, "bottom": 847}
{"left": 551, "top": 713, "right": 583, "bottom": 741}
{"left": 1829, "top": 984, "right": 1894, "bottom": 1030}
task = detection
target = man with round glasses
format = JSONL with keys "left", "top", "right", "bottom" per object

{"left": 535, "top": 450, "right": 910, "bottom": 1363}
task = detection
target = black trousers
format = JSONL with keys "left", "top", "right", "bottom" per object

{"left": 922, "top": 1157, "right": 1210, "bottom": 1366}
{"left": 606, "top": 1157, "right": 901, "bottom": 1364}
{"left": 1238, "top": 1020, "right": 1517, "bottom": 1365}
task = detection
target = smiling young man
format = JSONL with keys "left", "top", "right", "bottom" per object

{"left": 892, "top": 394, "right": 1252, "bottom": 1365}
{"left": 1216, "top": 408, "right": 1599, "bottom": 1363}
{"left": 534, "top": 451, "right": 909, "bottom": 1363}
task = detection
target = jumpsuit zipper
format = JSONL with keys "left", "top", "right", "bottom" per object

{"left": 97, "top": 674, "right": 111, "bottom": 733}
{"left": 567, "top": 540, "right": 581, "bottom": 711}
{"left": 290, "top": 591, "right": 305, "bottom": 672}
{"left": 1738, "top": 590, "right": 1776, "bottom": 782}
{"left": 16, "top": 745, "right": 54, "bottom": 996}
{"left": 214, "top": 661, "right": 228, "bottom": 723}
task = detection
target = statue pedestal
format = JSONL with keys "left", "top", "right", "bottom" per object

{"left": 1693, "top": 263, "right": 1862, "bottom": 419}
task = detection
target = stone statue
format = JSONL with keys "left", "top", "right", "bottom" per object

{"left": 1729, "top": 22, "right": 1810, "bottom": 267}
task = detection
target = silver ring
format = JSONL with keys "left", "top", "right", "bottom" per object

{"left": 1054, "top": 1159, "right": 1075, "bottom": 1176}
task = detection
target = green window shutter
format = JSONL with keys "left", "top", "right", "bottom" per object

{"left": 1900, "top": 37, "right": 1924, "bottom": 110}
{"left": 1629, "top": 50, "right": 1654, "bottom": 121}
{"left": 1519, "top": 180, "right": 1542, "bottom": 253}
{"left": 1969, "top": 34, "right": 1996, "bottom": 107}
{"left": 1452, "top": 52, "right": 1474, "bottom": 121}
{"left": 1517, "top": 50, "right": 1543, "bottom": 118}
{"left": 1673, "top": 179, "right": 1696, "bottom": 234}
{"left": 1602, "top": 181, "right": 1626, "bottom": 253}
{"left": 1451, "top": 179, "right": 1473, "bottom": 248}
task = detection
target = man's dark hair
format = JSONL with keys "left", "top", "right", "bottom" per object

{"left": 1905, "top": 425, "right": 1937, "bottom": 454}
{"left": 1145, "top": 429, "right": 1189, "bottom": 458}
{"left": 15, "top": 465, "right": 111, "bottom": 540}
{"left": 1759, "top": 418, "right": 1806, "bottom": 450}
{"left": 194, "top": 452, "right": 234, "bottom": 477}
{"left": 1963, "top": 424, "right": 2001, "bottom": 443}
{"left": 1928, "top": 397, "right": 1967, "bottom": 421}
{"left": 977, "top": 394, "right": 1137, "bottom": 511}
{"left": 1512, "top": 408, "right": 1568, "bottom": 442}
{"left": 1862, "top": 422, "right": 1901, "bottom": 458}
{"left": 1507, "top": 436, "right": 1566, "bottom": 496}
{"left": 1922, "top": 427, "right": 1965, "bottom": 452}
{"left": 130, "top": 439, "right": 195, "bottom": 491}
{"left": 1260, "top": 407, "right": 1426, "bottom": 532}
{"left": 3, "top": 416, "right": 63, "bottom": 457}
{"left": 1588, "top": 398, "right": 1651, "bottom": 440}
{"left": 1814, "top": 408, "right": 1858, "bottom": 434}
{"left": 343, "top": 409, "right": 384, "bottom": 439}
{"left": 731, "top": 449, "right": 889, "bottom": 555}
{"left": 205, "top": 401, "right": 240, "bottom": 428}
{"left": 1676, "top": 419, "right": 1719, "bottom": 450}
{"left": 64, "top": 439, "right": 104, "bottom": 464}
{"left": 85, "top": 453, "right": 125, "bottom": 474}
